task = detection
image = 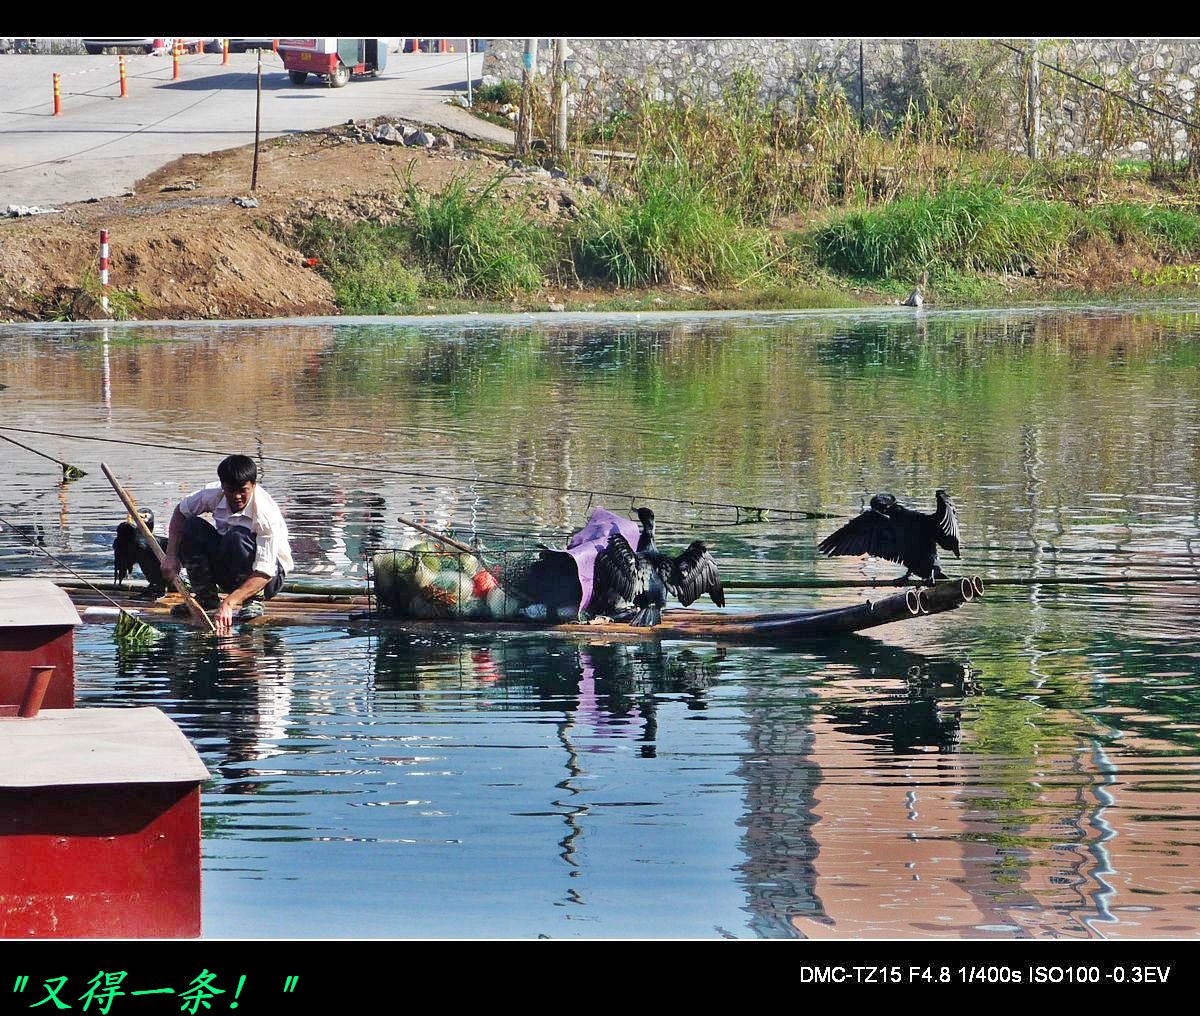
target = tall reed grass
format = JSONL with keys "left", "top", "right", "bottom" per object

{"left": 405, "top": 173, "right": 549, "bottom": 297}
{"left": 570, "top": 162, "right": 779, "bottom": 288}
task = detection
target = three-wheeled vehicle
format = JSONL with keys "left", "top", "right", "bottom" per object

{"left": 278, "top": 38, "right": 388, "bottom": 88}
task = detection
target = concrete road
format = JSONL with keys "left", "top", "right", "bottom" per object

{"left": 0, "top": 50, "right": 513, "bottom": 206}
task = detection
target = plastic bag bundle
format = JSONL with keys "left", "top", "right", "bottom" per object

{"left": 374, "top": 542, "right": 524, "bottom": 620}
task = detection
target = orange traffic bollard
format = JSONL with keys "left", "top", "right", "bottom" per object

{"left": 197, "top": 39, "right": 205, "bottom": 55}
{"left": 52, "top": 73, "right": 61, "bottom": 116}
{"left": 173, "top": 40, "right": 180, "bottom": 80}
{"left": 272, "top": 39, "right": 279, "bottom": 55}
{"left": 222, "top": 39, "right": 229, "bottom": 65}
{"left": 119, "top": 55, "right": 128, "bottom": 97}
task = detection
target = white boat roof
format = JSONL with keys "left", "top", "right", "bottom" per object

{"left": 0, "top": 707, "right": 210, "bottom": 787}
{"left": 0, "top": 579, "right": 81, "bottom": 628}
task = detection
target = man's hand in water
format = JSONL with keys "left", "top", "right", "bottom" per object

{"left": 213, "top": 597, "right": 236, "bottom": 633}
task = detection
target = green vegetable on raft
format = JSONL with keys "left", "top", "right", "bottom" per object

{"left": 114, "top": 609, "right": 163, "bottom": 645}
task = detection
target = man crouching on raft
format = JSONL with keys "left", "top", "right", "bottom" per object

{"left": 161, "top": 454, "right": 293, "bottom": 633}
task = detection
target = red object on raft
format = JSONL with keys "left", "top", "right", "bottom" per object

{"left": 0, "top": 707, "right": 209, "bottom": 939}
{"left": 0, "top": 580, "right": 79, "bottom": 710}
{"left": 472, "top": 570, "right": 498, "bottom": 597}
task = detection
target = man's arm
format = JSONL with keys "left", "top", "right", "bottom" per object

{"left": 213, "top": 572, "right": 271, "bottom": 629}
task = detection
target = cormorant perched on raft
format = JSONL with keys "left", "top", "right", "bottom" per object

{"left": 817, "top": 489, "right": 961, "bottom": 585}
{"left": 591, "top": 507, "right": 725, "bottom": 627}
{"left": 112, "top": 509, "right": 168, "bottom": 600}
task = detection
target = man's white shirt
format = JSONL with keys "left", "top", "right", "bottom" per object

{"left": 177, "top": 483, "right": 294, "bottom": 577}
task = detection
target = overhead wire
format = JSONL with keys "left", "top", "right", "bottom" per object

{"left": 991, "top": 39, "right": 1200, "bottom": 133}
{"left": 0, "top": 424, "right": 845, "bottom": 521}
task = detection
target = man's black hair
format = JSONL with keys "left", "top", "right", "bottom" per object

{"left": 217, "top": 454, "right": 257, "bottom": 487}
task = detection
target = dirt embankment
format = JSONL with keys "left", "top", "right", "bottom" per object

{"left": 0, "top": 121, "right": 584, "bottom": 322}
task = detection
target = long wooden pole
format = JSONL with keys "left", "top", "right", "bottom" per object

{"left": 1027, "top": 38, "right": 1041, "bottom": 160}
{"left": 396, "top": 513, "right": 485, "bottom": 560}
{"left": 517, "top": 38, "right": 536, "bottom": 156}
{"left": 251, "top": 47, "right": 262, "bottom": 191}
{"left": 0, "top": 432, "right": 85, "bottom": 480}
{"left": 100, "top": 463, "right": 216, "bottom": 632}
{"left": 553, "top": 38, "right": 568, "bottom": 159}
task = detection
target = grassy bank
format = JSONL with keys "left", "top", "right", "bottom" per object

{"left": 276, "top": 65, "right": 1200, "bottom": 315}
{"left": 279, "top": 172, "right": 1200, "bottom": 315}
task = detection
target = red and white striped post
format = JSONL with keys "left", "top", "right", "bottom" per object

{"left": 119, "top": 56, "right": 128, "bottom": 97}
{"left": 172, "top": 39, "right": 181, "bottom": 80}
{"left": 52, "top": 73, "right": 62, "bottom": 116}
{"left": 99, "top": 230, "right": 110, "bottom": 315}
{"left": 222, "top": 39, "right": 229, "bottom": 65}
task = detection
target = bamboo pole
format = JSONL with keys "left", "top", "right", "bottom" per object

{"left": 99, "top": 463, "right": 216, "bottom": 632}
{"left": 0, "top": 432, "right": 85, "bottom": 480}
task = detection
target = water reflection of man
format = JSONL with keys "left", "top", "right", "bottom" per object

{"left": 160, "top": 454, "right": 293, "bottom": 633}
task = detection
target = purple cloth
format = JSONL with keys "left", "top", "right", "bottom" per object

{"left": 565, "top": 508, "right": 642, "bottom": 613}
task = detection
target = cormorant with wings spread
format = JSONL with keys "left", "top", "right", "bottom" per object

{"left": 817, "top": 489, "right": 961, "bottom": 584}
{"left": 591, "top": 507, "right": 725, "bottom": 626}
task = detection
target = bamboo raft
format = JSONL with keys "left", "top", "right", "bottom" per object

{"left": 63, "top": 576, "right": 984, "bottom": 645}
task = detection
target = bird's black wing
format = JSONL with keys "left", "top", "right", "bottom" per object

{"left": 667, "top": 541, "right": 725, "bottom": 607}
{"left": 593, "top": 533, "right": 645, "bottom": 607}
{"left": 113, "top": 522, "right": 140, "bottom": 584}
{"left": 934, "top": 493, "right": 961, "bottom": 555}
{"left": 817, "top": 509, "right": 904, "bottom": 566}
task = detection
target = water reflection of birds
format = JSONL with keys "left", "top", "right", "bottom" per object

{"left": 591, "top": 507, "right": 725, "bottom": 626}
{"left": 818, "top": 489, "right": 960, "bottom": 584}
{"left": 802, "top": 637, "right": 979, "bottom": 752}
{"left": 372, "top": 632, "right": 725, "bottom": 724}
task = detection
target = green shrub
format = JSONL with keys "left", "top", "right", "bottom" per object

{"left": 572, "top": 162, "right": 779, "bottom": 288}
{"left": 1090, "top": 203, "right": 1200, "bottom": 258}
{"left": 475, "top": 80, "right": 521, "bottom": 106}
{"left": 290, "top": 219, "right": 423, "bottom": 313}
{"left": 810, "top": 186, "right": 1080, "bottom": 279}
{"left": 406, "top": 173, "right": 548, "bottom": 297}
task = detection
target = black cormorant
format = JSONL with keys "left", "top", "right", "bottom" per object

{"left": 112, "top": 509, "right": 168, "bottom": 599}
{"left": 592, "top": 507, "right": 725, "bottom": 626}
{"left": 818, "top": 489, "right": 960, "bottom": 584}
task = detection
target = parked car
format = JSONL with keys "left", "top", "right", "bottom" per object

{"left": 81, "top": 39, "right": 220, "bottom": 55}
{"left": 226, "top": 39, "right": 277, "bottom": 53}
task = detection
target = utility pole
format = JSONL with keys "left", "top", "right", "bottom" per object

{"left": 251, "top": 46, "right": 262, "bottom": 191}
{"left": 465, "top": 38, "right": 473, "bottom": 107}
{"left": 517, "top": 38, "right": 537, "bottom": 157}
{"left": 553, "top": 38, "right": 568, "bottom": 160}
{"left": 1027, "top": 38, "right": 1041, "bottom": 160}
{"left": 859, "top": 40, "right": 865, "bottom": 131}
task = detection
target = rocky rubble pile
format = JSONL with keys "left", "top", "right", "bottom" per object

{"left": 342, "top": 118, "right": 456, "bottom": 150}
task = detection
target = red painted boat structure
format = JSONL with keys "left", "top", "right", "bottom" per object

{"left": 0, "top": 579, "right": 78, "bottom": 709}
{"left": 0, "top": 580, "right": 209, "bottom": 939}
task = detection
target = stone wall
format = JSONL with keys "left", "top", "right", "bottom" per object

{"left": 482, "top": 38, "right": 1200, "bottom": 159}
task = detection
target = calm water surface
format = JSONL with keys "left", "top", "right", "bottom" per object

{"left": 2, "top": 308, "right": 1199, "bottom": 938}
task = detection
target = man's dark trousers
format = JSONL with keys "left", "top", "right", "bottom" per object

{"left": 179, "top": 516, "right": 284, "bottom": 597}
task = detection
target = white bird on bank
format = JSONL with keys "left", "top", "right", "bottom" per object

{"left": 900, "top": 271, "right": 928, "bottom": 308}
